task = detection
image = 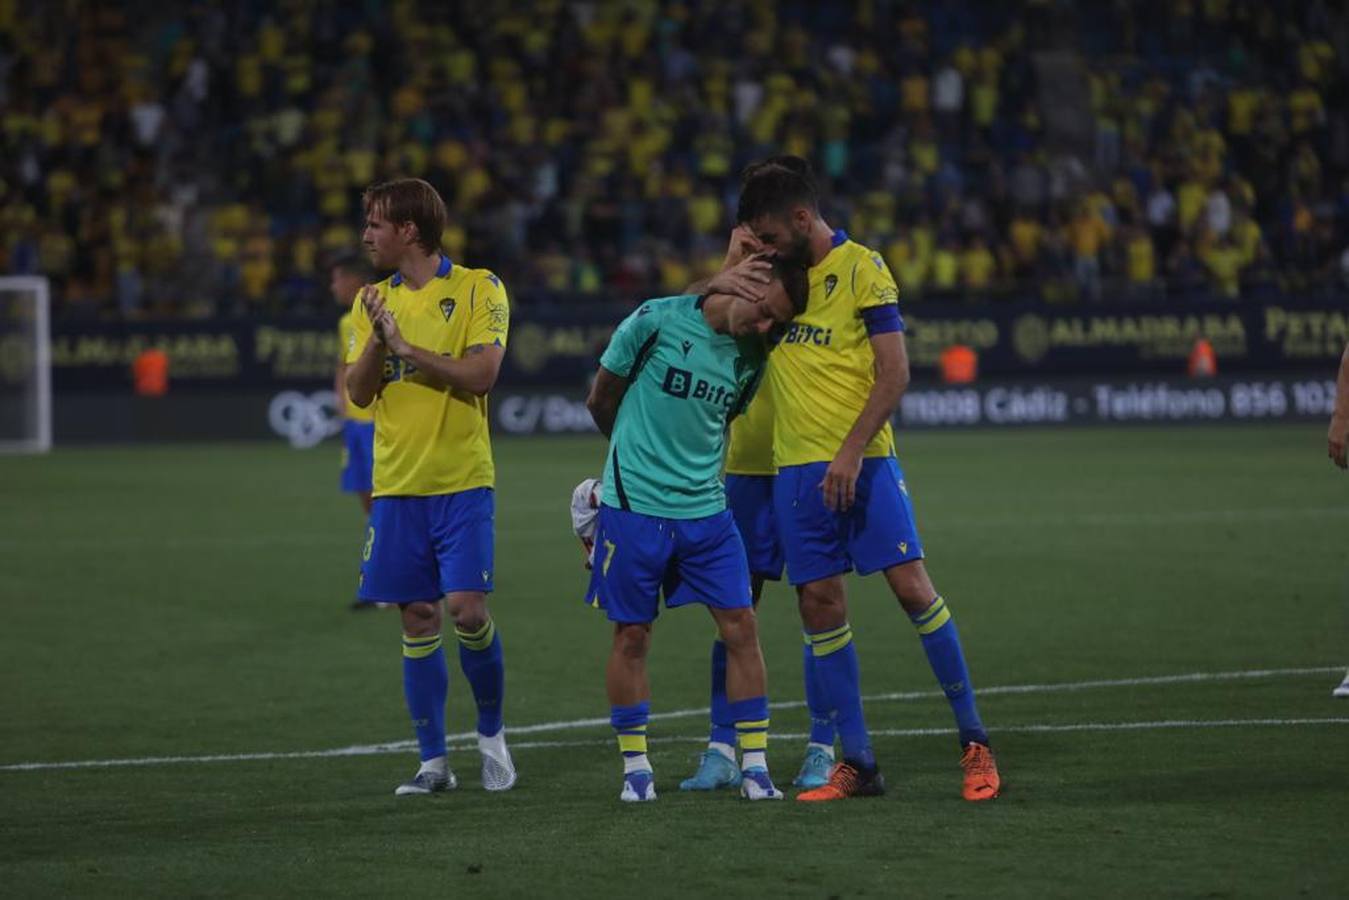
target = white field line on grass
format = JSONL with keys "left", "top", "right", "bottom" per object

{"left": 475, "top": 718, "right": 1349, "bottom": 754}
{"left": 2, "top": 666, "right": 1341, "bottom": 773}
{"left": 4, "top": 507, "right": 1348, "bottom": 550}
{"left": 5, "top": 718, "right": 1348, "bottom": 773}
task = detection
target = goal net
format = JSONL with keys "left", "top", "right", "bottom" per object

{"left": 0, "top": 277, "right": 52, "bottom": 453}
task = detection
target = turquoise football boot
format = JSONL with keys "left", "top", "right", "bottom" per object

{"left": 792, "top": 745, "right": 835, "bottom": 789}
{"left": 678, "top": 748, "right": 742, "bottom": 790}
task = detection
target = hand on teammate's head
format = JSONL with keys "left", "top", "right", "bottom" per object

{"left": 709, "top": 255, "right": 772, "bottom": 303}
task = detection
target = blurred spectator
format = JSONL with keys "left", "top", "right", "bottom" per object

{"left": 1, "top": 0, "right": 1347, "bottom": 318}
{"left": 960, "top": 235, "right": 996, "bottom": 296}
{"left": 1069, "top": 199, "right": 1111, "bottom": 301}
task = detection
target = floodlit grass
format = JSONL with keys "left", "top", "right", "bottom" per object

{"left": 1, "top": 427, "right": 1345, "bottom": 896}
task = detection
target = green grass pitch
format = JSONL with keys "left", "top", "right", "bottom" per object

{"left": 1, "top": 426, "right": 1346, "bottom": 897}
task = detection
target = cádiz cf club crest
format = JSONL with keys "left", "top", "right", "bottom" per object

{"left": 439, "top": 298, "right": 457, "bottom": 321}
{"left": 824, "top": 274, "right": 838, "bottom": 297}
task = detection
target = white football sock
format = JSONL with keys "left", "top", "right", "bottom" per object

{"left": 418, "top": 755, "right": 447, "bottom": 776}
{"left": 479, "top": 730, "right": 508, "bottom": 756}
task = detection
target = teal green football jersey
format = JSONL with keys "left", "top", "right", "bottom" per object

{"left": 599, "top": 295, "right": 765, "bottom": 519}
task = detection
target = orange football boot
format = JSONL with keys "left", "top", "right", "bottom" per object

{"left": 960, "top": 742, "right": 1001, "bottom": 801}
{"left": 795, "top": 761, "right": 886, "bottom": 802}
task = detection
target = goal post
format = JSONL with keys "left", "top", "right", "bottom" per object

{"left": 0, "top": 276, "right": 52, "bottom": 453}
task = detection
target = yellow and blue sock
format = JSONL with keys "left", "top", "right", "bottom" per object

{"left": 911, "top": 595, "right": 989, "bottom": 748}
{"left": 402, "top": 633, "right": 449, "bottom": 762}
{"left": 456, "top": 618, "right": 505, "bottom": 737}
{"left": 809, "top": 623, "right": 873, "bottom": 768}
{"left": 729, "top": 696, "right": 769, "bottom": 770}
{"left": 707, "top": 639, "right": 737, "bottom": 754}
{"left": 611, "top": 701, "right": 650, "bottom": 773}
{"left": 802, "top": 633, "right": 836, "bottom": 748}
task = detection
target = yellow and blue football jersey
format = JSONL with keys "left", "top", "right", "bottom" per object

{"left": 345, "top": 255, "right": 509, "bottom": 497}
{"left": 724, "top": 383, "right": 775, "bottom": 476}
{"left": 337, "top": 310, "right": 375, "bottom": 424}
{"left": 767, "top": 231, "right": 902, "bottom": 468}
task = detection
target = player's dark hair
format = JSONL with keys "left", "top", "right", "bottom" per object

{"left": 741, "top": 154, "right": 815, "bottom": 183}
{"left": 329, "top": 252, "right": 373, "bottom": 281}
{"left": 362, "top": 178, "right": 447, "bottom": 254}
{"left": 771, "top": 255, "right": 809, "bottom": 315}
{"left": 736, "top": 155, "right": 819, "bottom": 223}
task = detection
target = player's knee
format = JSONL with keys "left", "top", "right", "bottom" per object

{"left": 400, "top": 600, "right": 442, "bottom": 636}
{"left": 797, "top": 583, "right": 846, "bottom": 630}
{"left": 716, "top": 608, "right": 759, "bottom": 649}
{"left": 884, "top": 561, "right": 936, "bottom": 614}
{"left": 448, "top": 597, "right": 488, "bottom": 633}
{"left": 613, "top": 623, "right": 651, "bottom": 660}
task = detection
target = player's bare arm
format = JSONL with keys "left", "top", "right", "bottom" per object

{"left": 586, "top": 366, "right": 629, "bottom": 438}
{"left": 347, "top": 286, "right": 388, "bottom": 408}
{"left": 346, "top": 335, "right": 386, "bottom": 408}
{"left": 1328, "top": 340, "right": 1349, "bottom": 469}
{"left": 378, "top": 308, "right": 504, "bottom": 397}
{"left": 722, "top": 224, "right": 766, "bottom": 268}
{"left": 821, "top": 331, "right": 910, "bottom": 511}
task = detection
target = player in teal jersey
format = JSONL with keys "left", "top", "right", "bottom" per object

{"left": 583, "top": 257, "right": 807, "bottom": 802}
{"left": 680, "top": 225, "right": 837, "bottom": 792}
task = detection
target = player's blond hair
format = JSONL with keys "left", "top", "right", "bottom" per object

{"left": 362, "top": 178, "right": 447, "bottom": 253}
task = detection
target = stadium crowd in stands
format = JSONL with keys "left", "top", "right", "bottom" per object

{"left": 1, "top": 0, "right": 1347, "bottom": 318}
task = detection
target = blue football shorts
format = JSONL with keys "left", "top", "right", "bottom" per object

{"left": 773, "top": 455, "right": 924, "bottom": 586}
{"left": 358, "top": 488, "right": 494, "bottom": 604}
{"left": 584, "top": 504, "right": 753, "bottom": 623}
{"left": 724, "top": 473, "right": 784, "bottom": 581}
{"left": 340, "top": 420, "right": 375, "bottom": 494}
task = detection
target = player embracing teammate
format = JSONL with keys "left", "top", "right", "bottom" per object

{"left": 725, "top": 156, "right": 1001, "bottom": 802}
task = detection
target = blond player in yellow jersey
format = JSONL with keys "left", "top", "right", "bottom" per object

{"left": 345, "top": 178, "right": 516, "bottom": 796}
{"left": 736, "top": 156, "right": 1000, "bottom": 802}
{"left": 679, "top": 227, "right": 842, "bottom": 793}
